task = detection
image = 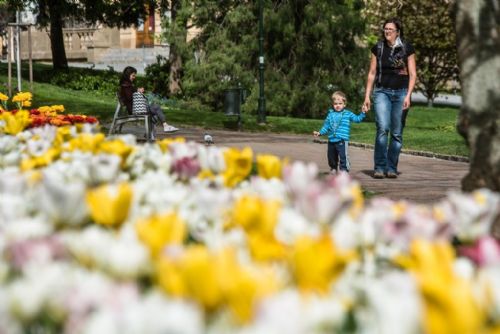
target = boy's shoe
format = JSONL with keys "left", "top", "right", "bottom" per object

{"left": 164, "top": 125, "right": 179, "bottom": 133}
{"left": 386, "top": 172, "right": 398, "bottom": 179}
{"left": 330, "top": 169, "right": 338, "bottom": 175}
{"left": 373, "top": 171, "right": 385, "bottom": 179}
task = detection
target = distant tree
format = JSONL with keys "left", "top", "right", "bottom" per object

{"left": 453, "top": 0, "right": 500, "bottom": 192}
{"left": 0, "top": 4, "right": 11, "bottom": 57}
{"left": 160, "top": 0, "right": 189, "bottom": 97}
{"left": 6, "top": 0, "right": 157, "bottom": 69}
{"left": 364, "top": 0, "right": 459, "bottom": 106}
{"left": 401, "top": 0, "right": 459, "bottom": 107}
{"left": 264, "top": 0, "right": 367, "bottom": 118}
{"left": 162, "top": 0, "right": 367, "bottom": 118}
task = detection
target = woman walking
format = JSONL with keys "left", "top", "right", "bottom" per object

{"left": 362, "top": 17, "right": 417, "bottom": 179}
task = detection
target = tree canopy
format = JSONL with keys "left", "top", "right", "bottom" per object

{"left": 364, "top": 0, "right": 459, "bottom": 106}
{"left": 162, "top": 0, "right": 367, "bottom": 118}
{"left": 6, "top": 0, "right": 161, "bottom": 69}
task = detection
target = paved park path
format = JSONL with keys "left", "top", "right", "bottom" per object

{"left": 129, "top": 126, "right": 469, "bottom": 204}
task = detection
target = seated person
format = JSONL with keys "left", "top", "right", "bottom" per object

{"left": 119, "top": 66, "right": 178, "bottom": 133}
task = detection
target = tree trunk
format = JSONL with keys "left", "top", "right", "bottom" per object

{"left": 168, "top": 0, "right": 183, "bottom": 96}
{"left": 48, "top": 1, "right": 68, "bottom": 70}
{"left": 454, "top": 0, "right": 500, "bottom": 191}
{"left": 169, "top": 44, "right": 183, "bottom": 96}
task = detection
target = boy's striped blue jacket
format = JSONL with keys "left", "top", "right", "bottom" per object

{"left": 318, "top": 108, "right": 365, "bottom": 142}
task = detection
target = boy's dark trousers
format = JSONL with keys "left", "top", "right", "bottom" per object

{"left": 327, "top": 140, "right": 348, "bottom": 172}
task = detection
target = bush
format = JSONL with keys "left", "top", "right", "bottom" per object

{"left": 49, "top": 70, "right": 117, "bottom": 96}
{"left": 144, "top": 56, "right": 171, "bottom": 98}
{"left": 25, "top": 64, "right": 150, "bottom": 97}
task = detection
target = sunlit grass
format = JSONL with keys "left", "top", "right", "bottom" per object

{"left": 1, "top": 72, "right": 468, "bottom": 157}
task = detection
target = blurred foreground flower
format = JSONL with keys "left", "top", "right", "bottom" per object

{"left": 86, "top": 182, "right": 133, "bottom": 226}
{"left": 157, "top": 246, "right": 279, "bottom": 323}
{"left": 290, "top": 234, "right": 355, "bottom": 293}
{"left": 396, "top": 239, "right": 484, "bottom": 334}
{"left": 0, "top": 111, "right": 32, "bottom": 135}
{"left": 0, "top": 123, "right": 499, "bottom": 333}
{"left": 136, "top": 212, "right": 187, "bottom": 256}
{"left": 222, "top": 147, "right": 253, "bottom": 187}
{"left": 256, "top": 154, "right": 284, "bottom": 179}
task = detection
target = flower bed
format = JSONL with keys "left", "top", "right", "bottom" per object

{"left": 0, "top": 92, "right": 98, "bottom": 135}
{"left": 0, "top": 107, "right": 499, "bottom": 332}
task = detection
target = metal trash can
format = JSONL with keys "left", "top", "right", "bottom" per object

{"left": 224, "top": 88, "right": 241, "bottom": 116}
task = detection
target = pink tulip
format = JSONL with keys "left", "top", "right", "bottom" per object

{"left": 459, "top": 236, "right": 500, "bottom": 266}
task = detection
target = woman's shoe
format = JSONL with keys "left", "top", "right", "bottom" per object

{"left": 386, "top": 172, "right": 398, "bottom": 178}
{"left": 163, "top": 125, "right": 179, "bottom": 133}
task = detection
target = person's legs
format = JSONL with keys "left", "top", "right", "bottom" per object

{"left": 387, "top": 89, "right": 406, "bottom": 174}
{"left": 149, "top": 104, "right": 166, "bottom": 123}
{"left": 150, "top": 104, "right": 178, "bottom": 132}
{"left": 327, "top": 142, "right": 338, "bottom": 172}
{"left": 337, "top": 140, "right": 349, "bottom": 172}
{"left": 373, "top": 89, "right": 391, "bottom": 173}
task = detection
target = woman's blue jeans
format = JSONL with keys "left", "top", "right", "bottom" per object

{"left": 373, "top": 87, "right": 407, "bottom": 174}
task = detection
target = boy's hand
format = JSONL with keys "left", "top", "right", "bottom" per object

{"left": 313, "top": 131, "right": 320, "bottom": 137}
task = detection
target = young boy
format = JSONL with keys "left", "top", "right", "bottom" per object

{"left": 313, "top": 91, "right": 366, "bottom": 173}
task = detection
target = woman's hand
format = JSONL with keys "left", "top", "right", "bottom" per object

{"left": 403, "top": 95, "right": 411, "bottom": 109}
{"left": 362, "top": 99, "right": 371, "bottom": 113}
{"left": 313, "top": 131, "right": 320, "bottom": 137}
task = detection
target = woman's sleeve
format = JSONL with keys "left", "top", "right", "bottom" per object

{"left": 119, "top": 84, "right": 134, "bottom": 114}
{"left": 405, "top": 42, "right": 415, "bottom": 56}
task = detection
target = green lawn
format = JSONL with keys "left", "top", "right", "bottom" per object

{"left": 1, "top": 74, "right": 468, "bottom": 157}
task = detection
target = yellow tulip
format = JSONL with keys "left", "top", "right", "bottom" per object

{"left": 397, "top": 239, "right": 485, "bottom": 334}
{"left": 0, "top": 92, "right": 8, "bottom": 101}
{"left": 12, "top": 91, "right": 32, "bottom": 103}
{"left": 246, "top": 232, "right": 287, "bottom": 261}
{"left": 86, "top": 182, "right": 133, "bottom": 226}
{"left": 197, "top": 168, "right": 216, "bottom": 181}
{"left": 38, "top": 106, "right": 53, "bottom": 114}
{"left": 223, "top": 261, "right": 280, "bottom": 323}
{"left": 136, "top": 212, "right": 186, "bottom": 257}
{"left": 229, "top": 195, "right": 285, "bottom": 261}
{"left": 222, "top": 147, "right": 253, "bottom": 187}
{"left": 231, "top": 195, "right": 280, "bottom": 235}
{"left": 54, "top": 126, "right": 73, "bottom": 147}
{"left": 158, "top": 137, "right": 186, "bottom": 152}
{"left": 12, "top": 92, "right": 32, "bottom": 110}
{"left": 20, "top": 148, "right": 61, "bottom": 171}
{"left": 0, "top": 110, "right": 31, "bottom": 135}
{"left": 289, "top": 234, "right": 354, "bottom": 293}
{"left": 51, "top": 105, "right": 65, "bottom": 113}
{"left": 349, "top": 183, "right": 365, "bottom": 215}
{"left": 98, "top": 139, "right": 134, "bottom": 163}
{"left": 156, "top": 246, "right": 279, "bottom": 322}
{"left": 157, "top": 246, "right": 223, "bottom": 311}
{"left": 256, "top": 154, "right": 282, "bottom": 179}
{"left": 66, "top": 133, "right": 105, "bottom": 153}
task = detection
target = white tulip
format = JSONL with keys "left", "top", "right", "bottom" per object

{"left": 36, "top": 169, "right": 88, "bottom": 226}
{"left": 89, "top": 154, "right": 122, "bottom": 185}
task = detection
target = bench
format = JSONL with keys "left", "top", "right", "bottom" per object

{"left": 108, "top": 94, "right": 155, "bottom": 142}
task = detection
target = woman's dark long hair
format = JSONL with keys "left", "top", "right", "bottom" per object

{"left": 120, "top": 66, "right": 137, "bottom": 85}
{"left": 381, "top": 17, "right": 405, "bottom": 41}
